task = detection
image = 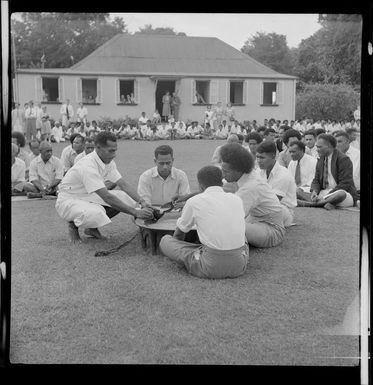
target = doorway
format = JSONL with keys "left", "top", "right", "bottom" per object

{"left": 155, "top": 80, "right": 175, "bottom": 120}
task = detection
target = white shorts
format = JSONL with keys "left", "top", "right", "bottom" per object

{"left": 319, "top": 189, "right": 354, "bottom": 208}
{"left": 55, "top": 190, "right": 136, "bottom": 229}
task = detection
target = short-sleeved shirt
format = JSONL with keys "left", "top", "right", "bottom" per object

{"left": 235, "top": 172, "right": 284, "bottom": 227}
{"left": 176, "top": 186, "right": 246, "bottom": 250}
{"left": 57, "top": 150, "right": 121, "bottom": 204}
{"left": 138, "top": 166, "right": 190, "bottom": 205}
{"left": 29, "top": 155, "right": 64, "bottom": 188}
{"left": 12, "top": 157, "right": 26, "bottom": 184}
{"left": 259, "top": 162, "right": 297, "bottom": 209}
{"left": 346, "top": 146, "right": 360, "bottom": 190}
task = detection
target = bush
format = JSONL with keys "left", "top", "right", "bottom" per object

{"left": 295, "top": 83, "right": 360, "bottom": 121}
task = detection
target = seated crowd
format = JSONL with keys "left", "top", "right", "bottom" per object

{"left": 11, "top": 112, "right": 360, "bottom": 279}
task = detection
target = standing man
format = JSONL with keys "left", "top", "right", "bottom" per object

{"left": 12, "top": 102, "right": 25, "bottom": 132}
{"left": 220, "top": 143, "right": 285, "bottom": 248}
{"left": 171, "top": 91, "right": 181, "bottom": 122}
{"left": 60, "top": 98, "right": 74, "bottom": 130}
{"left": 298, "top": 134, "right": 358, "bottom": 209}
{"left": 55, "top": 131, "right": 154, "bottom": 243}
{"left": 159, "top": 165, "right": 249, "bottom": 279}
{"left": 138, "top": 145, "right": 190, "bottom": 206}
{"left": 256, "top": 141, "right": 297, "bottom": 228}
{"left": 25, "top": 100, "right": 37, "bottom": 142}
{"left": 27, "top": 141, "right": 64, "bottom": 198}
{"left": 76, "top": 102, "right": 88, "bottom": 124}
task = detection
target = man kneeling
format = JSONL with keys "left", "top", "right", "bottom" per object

{"left": 55, "top": 131, "right": 154, "bottom": 242}
{"left": 159, "top": 165, "right": 249, "bottom": 279}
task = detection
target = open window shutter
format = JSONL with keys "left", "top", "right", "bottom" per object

{"left": 96, "top": 78, "right": 102, "bottom": 103}
{"left": 259, "top": 82, "right": 263, "bottom": 105}
{"left": 135, "top": 79, "right": 140, "bottom": 103}
{"left": 116, "top": 79, "right": 120, "bottom": 103}
{"left": 191, "top": 79, "right": 196, "bottom": 103}
{"left": 209, "top": 79, "right": 219, "bottom": 104}
{"left": 76, "top": 78, "right": 82, "bottom": 102}
{"left": 58, "top": 77, "right": 64, "bottom": 102}
{"left": 225, "top": 80, "right": 230, "bottom": 104}
{"left": 243, "top": 80, "right": 248, "bottom": 104}
{"left": 35, "top": 76, "right": 42, "bottom": 101}
{"left": 276, "top": 81, "right": 283, "bottom": 105}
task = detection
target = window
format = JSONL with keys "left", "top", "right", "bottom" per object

{"left": 82, "top": 79, "right": 98, "bottom": 104}
{"left": 42, "top": 77, "right": 59, "bottom": 102}
{"left": 229, "top": 81, "right": 244, "bottom": 104}
{"left": 118, "top": 80, "right": 135, "bottom": 104}
{"left": 195, "top": 80, "right": 210, "bottom": 104}
{"left": 262, "top": 82, "right": 277, "bottom": 105}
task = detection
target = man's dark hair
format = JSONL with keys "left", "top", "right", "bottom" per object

{"left": 288, "top": 140, "right": 306, "bottom": 152}
{"left": 220, "top": 143, "right": 254, "bottom": 174}
{"left": 334, "top": 131, "right": 351, "bottom": 141}
{"left": 256, "top": 141, "right": 277, "bottom": 155}
{"left": 345, "top": 127, "right": 357, "bottom": 135}
{"left": 197, "top": 166, "right": 223, "bottom": 188}
{"left": 263, "top": 128, "right": 276, "bottom": 136}
{"left": 154, "top": 145, "right": 173, "bottom": 158}
{"left": 317, "top": 133, "right": 337, "bottom": 148}
{"left": 282, "top": 129, "right": 302, "bottom": 145}
{"left": 314, "top": 128, "right": 326, "bottom": 137}
{"left": 29, "top": 139, "right": 40, "bottom": 148}
{"left": 279, "top": 125, "right": 291, "bottom": 132}
{"left": 69, "top": 132, "right": 80, "bottom": 145}
{"left": 236, "top": 134, "right": 244, "bottom": 143}
{"left": 73, "top": 134, "right": 85, "bottom": 143}
{"left": 245, "top": 132, "right": 263, "bottom": 144}
{"left": 257, "top": 126, "right": 266, "bottom": 133}
{"left": 304, "top": 130, "right": 317, "bottom": 138}
{"left": 11, "top": 131, "right": 26, "bottom": 147}
{"left": 94, "top": 131, "right": 117, "bottom": 146}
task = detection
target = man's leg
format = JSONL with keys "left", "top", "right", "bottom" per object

{"left": 159, "top": 235, "right": 207, "bottom": 278}
{"left": 245, "top": 221, "right": 285, "bottom": 248}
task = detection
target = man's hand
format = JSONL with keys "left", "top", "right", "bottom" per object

{"left": 310, "top": 191, "right": 319, "bottom": 202}
{"left": 139, "top": 198, "right": 151, "bottom": 208}
{"left": 136, "top": 207, "right": 154, "bottom": 220}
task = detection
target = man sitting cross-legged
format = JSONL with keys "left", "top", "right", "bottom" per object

{"left": 55, "top": 131, "right": 154, "bottom": 242}
{"left": 27, "top": 141, "right": 64, "bottom": 198}
{"left": 220, "top": 143, "right": 285, "bottom": 248}
{"left": 287, "top": 140, "right": 317, "bottom": 203}
{"left": 11, "top": 143, "right": 36, "bottom": 195}
{"left": 159, "top": 165, "right": 249, "bottom": 279}
{"left": 137, "top": 145, "right": 190, "bottom": 206}
{"left": 297, "top": 134, "right": 358, "bottom": 210}
{"left": 256, "top": 141, "right": 297, "bottom": 228}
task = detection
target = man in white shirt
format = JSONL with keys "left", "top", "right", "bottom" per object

{"left": 304, "top": 130, "right": 319, "bottom": 158}
{"left": 335, "top": 131, "right": 360, "bottom": 192}
{"left": 60, "top": 133, "right": 80, "bottom": 174}
{"left": 60, "top": 99, "right": 74, "bottom": 129}
{"left": 74, "top": 138, "right": 95, "bottom": 164}
{"left": 214, "top": 124, "right": 228, "bottom": 139}
{"left": 220, "top": 143, "right": 285, "bottom": 248}
{"left": 278, "top": 129, "right": 302, "bottom": 168}
{"left": 62, "top": 134, "right": 85, "bottom": 174}
{"left": 76, "top": 102, "right": 88, "bottom": 124}
{"left": 27, "top": 141, "right": 64, "bottom": 198}
{"left": 138, "top": 112, "right": 149, "bottom": 138}
{"left": 25, "top": 100, "right": 37, "bottom": 142}
{"left": 51, "top": 121, "right": 65, "bottom": 143}
{"left": 159, "top": 165, "right": 249, "bottom": 279}
{"left": 287, "top": 140, "right": 317, "bottom": 202}
{"left": 175, "top": 122, "right": 186, "bottom": 139}
{"left": 55, "top": 131, "right": 154, "bottom": 243}
{"left": 256, "top": 141, "right": 297, "bottom": 227}
{"left": 138, "top": 145, "right": 190, "bottom": 206}
{"left": 11, "top": 143, "right": 36, "bottom": 195}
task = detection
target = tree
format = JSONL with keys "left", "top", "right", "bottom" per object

{"left": 11, "top": 13, "right": 128, "bottom": 70}
{"left": 241, "top": 32, "right": 295, "bottom": 75}
{"left": 295, "top": 83, "right": 359, "bottom": 121}
{"left": 134, "top": 24, "right": 186, "bottom": 35}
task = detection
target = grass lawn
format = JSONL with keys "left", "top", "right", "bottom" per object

{"left": 10, "top": 139, "right": 360, "bottom": 365}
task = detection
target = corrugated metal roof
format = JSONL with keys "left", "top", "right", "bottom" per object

{"left": 67, "top": 34, "right": 296, "bottom": 79}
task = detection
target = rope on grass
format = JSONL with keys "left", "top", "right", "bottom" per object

{"left": 94, "top": 230, "right": 139, "bottom": 257}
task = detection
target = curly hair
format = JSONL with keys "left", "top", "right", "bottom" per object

{"left": 11, "top": 131, "right": 26, "bottom": 147}
{"left": 220, "top": 143, "right": 254, "bottom": 174}
{"left": 245, "top": 132, "right": 263, "bottom": 144}
{"left": 282, "top": 129, "right": 302, "bottom": 145}
{"left": 317, "top": 133, "right": 337, "bottom": 148}
{"left": 94, "top": 131, "right": 117, "bottom": 146}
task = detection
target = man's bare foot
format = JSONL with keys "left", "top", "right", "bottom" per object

{"left": 324, "top": 202, "right": 336, "bottom": 210}
{"left": 84, "top": 228, "right": 107, "bottom": 240}
{"left": 68, "top": 222, "right": 82, "bottom": 243}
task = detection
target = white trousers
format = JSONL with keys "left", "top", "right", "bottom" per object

{"left": 55, "top": 190, "right": 136, "bottom": 229}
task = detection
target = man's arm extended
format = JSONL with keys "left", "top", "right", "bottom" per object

{"left": 94, "top": 187, "right": 153, "bottom": 219}
{"left": 115, "top": 177, "right": 149, "bottom": 207}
